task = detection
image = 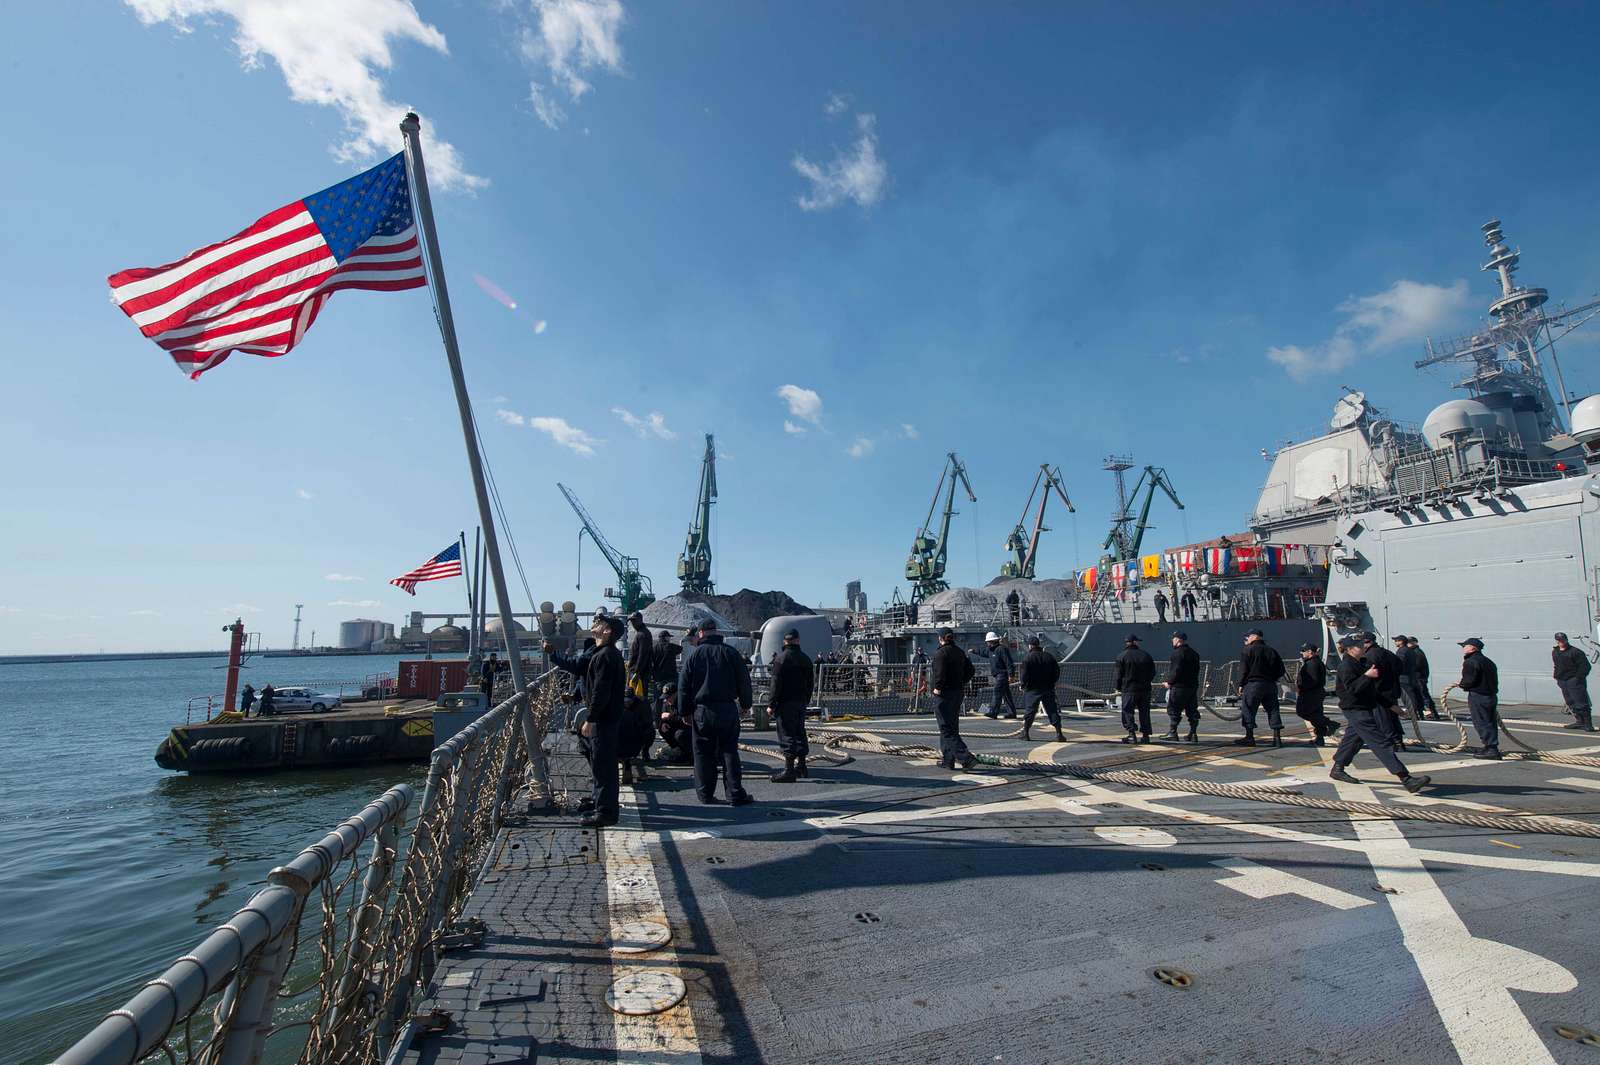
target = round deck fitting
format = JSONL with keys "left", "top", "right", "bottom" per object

{"left": 606, "top": 971, "right": 687, "bottom": 1015}
{"left": 1153, "top": 968, "right": 1194, "bottom": 989}
{"left": 608, "top": 920, "right": 672, "bottom": 954}
{"left": 1094, "top": 826, "right": 1178, "bottom": 848}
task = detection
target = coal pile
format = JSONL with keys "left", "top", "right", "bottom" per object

{"left": 680, "top": 588, "right": 816, "bottom": 634}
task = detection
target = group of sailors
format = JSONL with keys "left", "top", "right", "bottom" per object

{"left": 545, "top": 613, "right": 820, "bottom": 828}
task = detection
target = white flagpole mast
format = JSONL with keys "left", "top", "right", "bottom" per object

{"left": 400, "top": 113, "right": 546, "bottom": 797}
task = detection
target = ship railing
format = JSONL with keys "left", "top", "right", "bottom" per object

{"left": 54, "top": 669, "right": 568, "bottom": 1065}
{"left": 814, "top": 663, "right": 926, "bottom": 716}
{"left": 185, "top": 695, "right": 226, "bottom": 724}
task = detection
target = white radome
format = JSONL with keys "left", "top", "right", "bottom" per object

{"left": 1570, "top": 394, "right": 1600, "bottom": 445}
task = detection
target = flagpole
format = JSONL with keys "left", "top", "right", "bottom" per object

{"left": 401, "top": 113, "right": 546, "bottom": 799}
{"left": 458, "top": 529, "right": 475, "bottom": 657}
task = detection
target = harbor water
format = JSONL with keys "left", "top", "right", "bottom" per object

{"left": 0, "top": 653, "right": 424, "bottom": 1064}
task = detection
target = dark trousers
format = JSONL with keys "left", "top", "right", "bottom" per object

{"left": 990, "top": 678, "right": 1017, "bottom": 716}
{"left": 1022, "top": 688, "right": 1061, "bottom": 729}
{"left": 619, "top": 697, "right": 653, "bottom": 761}
{"left": 1332, "top": 706, "right": 1409, "bottom": 778}
{"left": 1182, "top": 602, "right": 1195, "bottom": 621}
{"left": 659, "top": 723, "right": 693, "bottom": 764}
{"left": 1467, "top": 692, "right": 1500, "bottom": 750}
{"left": 1120, "top": 687, "right": 1152, "bottom": 736}
{"left": 1239, "top": 680, "right": 1283, "bottom": 732}
{"left": 935, "top": 692, "right": 972, "bottom": 766}
{"left": 1374, "top": 699, "right": 1405, "bottom": 745}
{"left": 773, "top": 700, "right": 809, "bottom": 759}
{"left": 1166, "top": 685, "right": 1199, "bottom": 727}
{"left": 692, "top": 706, "right": 747, "bottom": 800}
{"left": 1294, "top": 690, "right": 1333, "bottom": 736}
{"left": 1558, "top": 676, "right": 1592, "bottom": 715}
{"left": 587, "top": 716, "right": 621, "bottom": 816}
{"left": 1415, "top": 678, "right": 1435, "bottom": 713}
{"left": 1155, "top": 602, "right": 1168, "bottom": 623}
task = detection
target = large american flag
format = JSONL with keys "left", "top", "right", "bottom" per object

{"left": 391, "top": 542, "right": 464, "bottom": 596}
{"left": 108, "top": 153, "right": 426, "bottom": 379}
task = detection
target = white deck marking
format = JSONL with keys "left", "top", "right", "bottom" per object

{"left": 1211, "top": 857, "right": 1374, "bottom": 910}
{"left": 1020, "top": 789, "right": 1094, "bottom": 815}
{"left": 1551, "top": 775, "right": 1600, "bottom": 791}
{"left": 1093, "top": 826, "right": 1176, "bottom": 847}
{"left": 1328, "top": 774, "right": 1575, "bottom": 1065}
{"left": 607, "top": 786, "right": 704, "bottom": 1062}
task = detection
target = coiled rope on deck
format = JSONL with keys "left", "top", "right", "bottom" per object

{"left": 1400, "top": 685, "right": 1600, "bottom": 768}
{"left": 808, "top": 730, "right": 1600, "bottom": 841}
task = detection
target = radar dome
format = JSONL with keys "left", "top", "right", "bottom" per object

{"left": 1422, "top": 399, "right": 1494, "bottom": 449}
{"left": 484, "top": 617, "right": 526, "bottom": 635}
{"left": 1571, "top": 394, "right": 1600, "bottom": 446}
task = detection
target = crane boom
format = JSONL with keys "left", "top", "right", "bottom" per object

{"left": 677, "top": 433, "right": 717, "bottom": 595}
{"left": 905, "top": 452, "right": 976, "bottom": 602}
{"left": 1000, "top": 464, "right": 1075, "bottom": 579}
{"left": 1102, "top": 465, "right": 1183, "bottom": 561}
{"left": 558, "top": 483, "right": 654, "bottom": 614}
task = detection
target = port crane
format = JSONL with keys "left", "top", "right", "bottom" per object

{"left": 905, "top": 452, "right": 977, "bottom": 604}
{"left": 677, "top": 433, "right": 717, "bottom": 595}
{"left": 999, "top": 464, "right": 1075, "bottom": 579}
{"left": 1101, "top": 456, "right": 1183, "bottom": 563}
{"left": 558, "top": 483, "right": 655, "bottom": 615}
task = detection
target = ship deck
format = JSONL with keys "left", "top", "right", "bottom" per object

{"left": 401, "top": 705, "right": 1600, "bottom": 1064}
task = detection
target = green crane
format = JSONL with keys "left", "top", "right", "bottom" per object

{"left": 558, "top": 483, "right": 655, "bottom": 614}
{"left": 999, "top": 464, "right": 1075, "bottom": 579}
{"left": 677, "top": 433, "right": 717, "bottom": 595}
{"left": 1101, "top": 460, "right": 1184, "bottom": 563}
{"left": 905, "top": 452, "right": 977, "bottom": 603}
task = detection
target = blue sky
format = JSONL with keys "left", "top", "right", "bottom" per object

{"left": 4, "top": 1, "right": 1600, "bottom": 653}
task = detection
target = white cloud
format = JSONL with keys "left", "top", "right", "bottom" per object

{"left": 847, "top": 437, "right": 875, "bottom": 459}
{"left": 823, "top": 91, "right": 852, "bottom": 116}
{"left": 490, "top": 394, "right": 511, "bottom": 404}
{"left": 611, "top": 406, "right": 677, "bottom": 439}
{"left": 783, "top": 420, "right": 806, "bottom": 436}
{"left": 1267, "top": 279, "right": 1469, "bottom": 380}
{"left": 901, "top": 423, "right": 919, "bottom": 439}
{"left": 777, "top": 384, "right": 823, "bottom": 425}
{"left": 0, "top": 606, "right": 22, "bottom": 614}
{"left": 329, "top": 598, "right": 384, "bottom": 608}
{"left": 296, "top": 487, "right": 314, "bottom": 500}
{"left": 793, "top": 112, "right": 888, "bottom": 211}
{"left": 129, "top": 609, "right": 163, "bottom": 616}
{"left": 515, "top": 0, "right": 626, "bottom": 130}
{"left": 324, "top": 573, "right": 362, "bottom": 582}
{"left": 221, "top": 603, "right": 263, "bottom": 614}
{"left": 530, "top": 416, "right": 600, "bottom": 456}
{"left": 495, "top": 408, "right": 526, "bottom": 427}
{"left": 124, "top": 0, "right": 485, "bottom": 191}
{"left": 717, "top": 450, "right": 734, "bottom": 461}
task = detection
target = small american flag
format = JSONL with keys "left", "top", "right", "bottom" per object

{"left": 391, "top": 542, "right": 464, "bottom": 596}
{"left": 108, "top": 153, "right": 426, "bottom": 379}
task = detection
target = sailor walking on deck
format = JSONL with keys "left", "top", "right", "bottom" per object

{"left": 767, "top": 628, "right": 814, "bottom": 782}
{"left": 580, "top": 615, "right": 626, "bottom": 828}
{"left": 1161, "top": 631, "right": 1200, "bottom": 743}
{"left": 1293, "top": 643, "right": 1337, "bottom": 746}
{"left": 982, "top": 632, "right": 1018, "bottom": 719}
{"left": 1235, "top": 629, "right": 1286, "bottom": 748}
{"left": 930, "top": 627, "right": 978, "bottom": 770}
{"left": 1458, "top": 637, "right": 1502, "bottom": 759}
{"left": 626, "top": 613, "right": 654, "bottom": 701}
{"left": 1153, "top": 589, "right": 1169, "bottom": 624}
{"left": 1407, "top": 637, "right": 1440, "bottom": 719}
{"left": 1553, "top": 632, "right": 1596, "bottom": 731}
{"left": 679, "top": 617, "right": 756, "bottom": 805}
{"left": 1114, "top": 634, "right": 1155, "bottom": 744}
{"left": 1329, "top": 635, "right": 1431, "bottom": 792}
{"left": 1019, "top": 635, "right": 1065, "bottom": 742}
{"left": 1180, "top": 590, "right": 1196, "bottom": 622}
{"left": 1361, "top": 633, "right": 1407, "bottom": 750}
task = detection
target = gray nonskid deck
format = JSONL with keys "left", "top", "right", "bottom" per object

{"left": 402, "top": 708, "right": 1600, "bottom": 1064}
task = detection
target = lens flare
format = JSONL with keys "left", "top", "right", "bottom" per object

{"left": 533, "top": 320, "right": 548, "bottom": 334}
{"left": 472, "top": 273, "right": 518, "bottom": 311}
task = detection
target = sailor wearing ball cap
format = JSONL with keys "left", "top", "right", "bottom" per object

{"left": 1330, "top": 634, "right": 1431, "bottom": 792}
{"left": 1236, "top": 629, "right": 1286, "bottom": 748}
{"left": 1552, "top": 632, "right": 1595, "bottom": 731}
{"left": 930, "top": 627, "right": 978, "bottom": 770}
{"left": 1161, "top": 631, "right": 1201, "bottom": 743}
{"left": 1113, "top": 633, "right": 1156, "bottom": 744}
{"left": 1458, "top": 637, "right": 1502, "bottom": 758}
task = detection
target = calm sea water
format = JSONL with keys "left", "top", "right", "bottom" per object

{"left": 0, "top": 653, "right": 426, "bottom": 1064}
